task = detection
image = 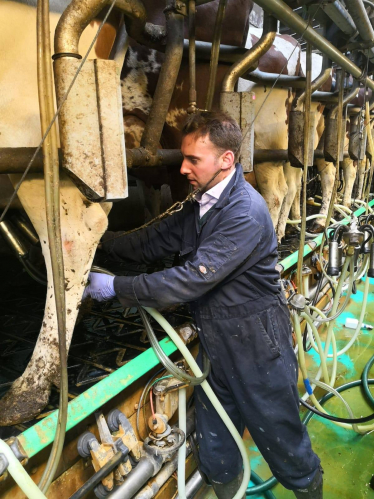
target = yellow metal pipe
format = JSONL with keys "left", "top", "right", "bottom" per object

{"left": 36, "top": 0, "right": 67, "bottom": 493}
{"left": 221, "top": 14, "right": 276, "bottom": 93}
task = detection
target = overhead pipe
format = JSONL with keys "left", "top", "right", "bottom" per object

{"left": 242, "top": 69, "right": 306, "bottom": 88}
{"left": 254, "top": 0, "right": 374, "bottom": 92}
{"left": 0, "top": 147, "right": 183, "bottom": 173}
{"left": 0, "top": 147, "right": 356, "bottom": 173}
{"left": 322, "top": 1, "right": 358, "bottom": 37}
{"left": 221, "top": 13, "right": 277, "bottom": 93}
{"left": 140, "top": 1, "right": 184, "bottom": 154}
{"left": 344, "top": 0, "right": 374, "bottom": 48}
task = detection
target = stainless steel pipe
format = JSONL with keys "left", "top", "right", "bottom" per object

{"left": 254, "top": 0, "right": 374, "bottom": 92}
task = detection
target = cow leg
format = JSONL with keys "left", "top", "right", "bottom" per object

{"left": 0, "top": 174, "right": 109, "bottom": 426}
{"left": 254, "top": 162, "right": 288, "bottom": 232}
{"left": 276, "top": 162, "right": 302, "bottom": 242}
{"left": 290, "top": 180, "right": 301, "bottom": 221}
{"left": 355, "top": 158, "right": 367, "bottom": 200}
{"left": 341, "top": 158, "right": 357, "bottom": 208}
{"left": 310, "top": 159, "right": 335, "bottom": 233}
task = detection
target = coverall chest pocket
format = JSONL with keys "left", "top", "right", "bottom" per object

{"left": 255, "top": 308, "right": 281, "bottom": 360}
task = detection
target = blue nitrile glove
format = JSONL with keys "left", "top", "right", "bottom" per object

{"left": 83, "top": 272, "right": 116, "bottom": 302}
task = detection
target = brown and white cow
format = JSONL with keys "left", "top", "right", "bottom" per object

{"left": 0, "top": 0, "right": 254, "bottom": 425}
{"left": 237, "top": 30, "right": 307, "bottom": 243}
{"left": 0, "top": 0, "right": 118, "bottom": 425}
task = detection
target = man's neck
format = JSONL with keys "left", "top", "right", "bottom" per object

{"left": 200, "top": 165, "right": 235, "bottom": 194}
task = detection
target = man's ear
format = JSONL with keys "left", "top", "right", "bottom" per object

{"left": 220, "top": 150, "right": 235, "bottom": 171}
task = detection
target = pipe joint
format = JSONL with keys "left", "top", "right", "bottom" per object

{"left": 0, "top": 454, "right": 9, "bottom": 479}
{"left": 221, "top": 14, "right": 276, "bottom": 93}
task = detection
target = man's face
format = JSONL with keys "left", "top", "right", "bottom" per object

{"left": 180, "top": 134, "right": 233, "bottom": 192}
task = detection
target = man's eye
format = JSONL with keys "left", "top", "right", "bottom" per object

{"left": 191, "top": 159, "right": 197, "bottom": 165}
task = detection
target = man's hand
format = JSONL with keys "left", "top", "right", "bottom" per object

{"left": 83, "top": 272, "right": 116, "bottom": 302}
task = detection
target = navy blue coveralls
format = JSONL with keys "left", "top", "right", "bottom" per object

{"left": 102, "top": 164, "right": 320, "bottom": 490}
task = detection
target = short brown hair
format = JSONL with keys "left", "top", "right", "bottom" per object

{"left": 182, "top": 111, "right": 242, "bottom": 161}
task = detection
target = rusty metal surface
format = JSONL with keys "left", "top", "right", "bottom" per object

{"left": 220, "top": 91, "right": 255, "bottom": 172}
{"left": 95, "top": 60, "right": 128, "bottom": 200}
{"left": 349, "top": 112, "right": 367, "bottom": 161}
{"left": 140, "top": 4, "right": 184, "bottom": 155}
{"left": 54, "top": 58, "right": 105, "bottom": 200}
{"left": 324, "top": 116, "right": 346, "bottom": 163}
{"left": 54, "top": 58, "right": 127, "bottom": 201}
{"left": 288, "top": 110, "right": 316, "bottom": 168}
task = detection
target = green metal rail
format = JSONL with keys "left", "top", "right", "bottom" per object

{"left": 18, "top": 337, "right": 177, "bottom": 458}
{"left": 16, "top": 199, "right": 374, "bottom": 459}
{"left": 277, "top": 199, "right": 374, "bottom": 273}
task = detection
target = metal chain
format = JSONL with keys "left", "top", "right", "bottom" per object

{"left": 105, "top": 191, "right": 198, "bottom": 242}
{"left": 103, "top": 167, "right": 225, "bottom": 242}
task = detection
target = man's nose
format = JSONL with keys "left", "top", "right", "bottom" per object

{"left": 180, "top": 159, "right": 190, "bottom": 175}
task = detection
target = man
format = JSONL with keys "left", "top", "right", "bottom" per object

{"left": 85, "top": 112, "right": 322, "bottom": 499}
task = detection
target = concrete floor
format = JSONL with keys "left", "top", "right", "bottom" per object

{"left": 196, "top": 276, "right": 374, "bottom": 499}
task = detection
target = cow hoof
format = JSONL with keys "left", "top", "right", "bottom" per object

{"left": 0, "top": 377, "right": 52, "bottom": 426}
{"left": 309, "top": 223, "right": 325, "bottom": 234}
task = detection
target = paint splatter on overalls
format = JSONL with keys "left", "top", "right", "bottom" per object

{"left": 103, "top": 164, "right": 320, "bottom": 490}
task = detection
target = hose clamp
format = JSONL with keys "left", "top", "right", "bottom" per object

{"left": 0, "top": 454, "right": 9, "bottom": 480}
{"left": 6, "top": 438, "right": 28, "bottom": 466}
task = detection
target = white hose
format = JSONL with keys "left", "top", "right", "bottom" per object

{"left": 326, "top": 269, "right": 371, "bottom": 358}
{"left": 178, "top": 387, "right": 187, "bottom": 499}
{"left": 301, "top": 311, "right": 329, "bottom": 385}
{"left": 144, "top": 307, "right": 250, "bottom": 499}
{"left": 353, "top": 200, "right": 373, "bottom": 213}
{"left": 0, "top": 440, "right": 47, "bottom": 499}
{"left": 309, "top": 379, "right": 359, "bottom": 433}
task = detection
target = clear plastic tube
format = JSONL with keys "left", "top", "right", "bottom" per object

{"left": 0, "top": 439, "right": 47, "bottom": 499}
{"left": 309, "top": 379, "right": 359, "bottom": 433}
{"left": 301, "top": 311, "right": 329, "bottom": 385}
{"left": 326, "top": 270, "right": 370, "bottom": 358}
{"left": 311, "top": 256, "right": 354, "bottom": 324}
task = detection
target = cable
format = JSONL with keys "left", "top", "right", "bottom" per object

{"left": 299, "top": 399, "right": 374, "bottom": 423}
{"left": 303, "top": 380, "right": 374, "bottom": 427}
{"left": 246, "top": 472, "right": 277, "bottom": 498}
{"left": 362, "top": 355, "right": 374, "bottom": 408}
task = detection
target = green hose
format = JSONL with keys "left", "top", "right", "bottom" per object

{"left": 246, "top": 473, "right": 277, "bottom": 497}
{"left": 362, "top": 356, "right": 374, "bottom": 408}
{"left": 303, "top": 379, "right": 374, "bottom": 426}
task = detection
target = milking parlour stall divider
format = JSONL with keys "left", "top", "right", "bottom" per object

{"left": 0, "top": 0, "right": 374, "bottom": 497}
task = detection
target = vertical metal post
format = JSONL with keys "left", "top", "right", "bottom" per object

{"left": 324, "top": 69, "right": 345, "bottom": 229}
{"left": 297, "top": 42, "right": 312, "bottom": 289}
{"left": 188, "top": 0, "right": 197, "bottom": 113}
{"left": 36, "top": 0, "right": 68, "bottom": 492}
{"left": 205, "top": 0, "right": 227, "bottom": 110}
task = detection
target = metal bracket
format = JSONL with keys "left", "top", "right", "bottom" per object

{"left": 0, "top": 454, "right": 9, "bottom": 481}
{"left": 6, "top": 438, "right": 28, "bottom": 466}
